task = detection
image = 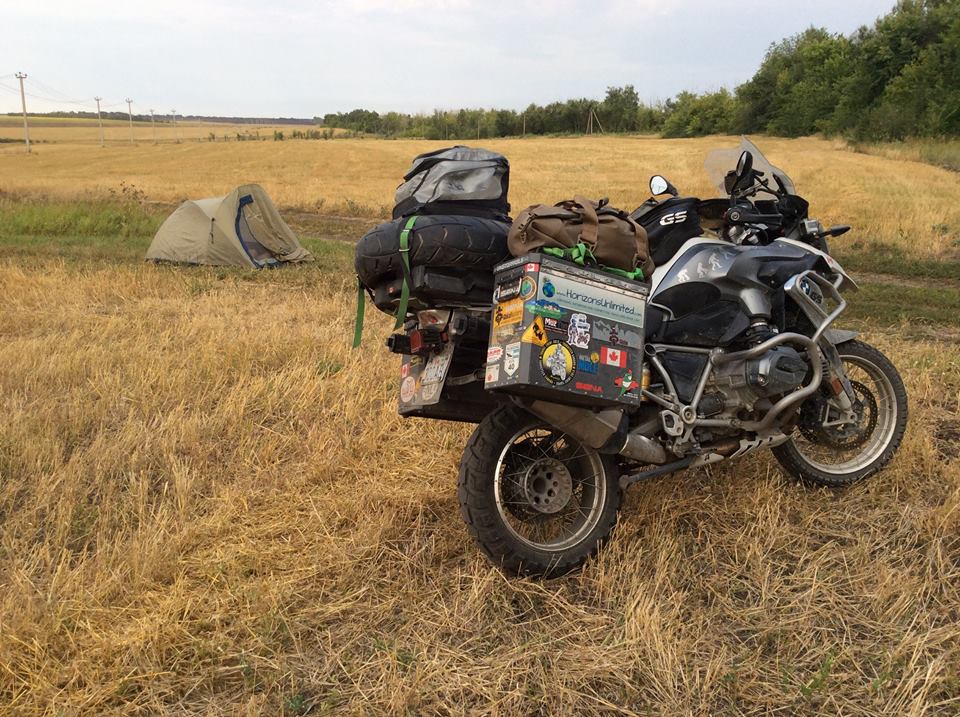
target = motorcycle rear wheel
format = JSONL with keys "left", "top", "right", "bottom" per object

{"left": 458, "top": 405, "right": 622, "bottom": 577}
{"left": 773, "top": 340, "right": 908, "bottom": 487}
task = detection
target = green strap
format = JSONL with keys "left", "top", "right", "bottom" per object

{"left": 602, "top": 265, "right": 646, "bottom": 281}
{"left": 541, "top": 242, "right": 645, "bottom": 281}
{"left": 353, "top": 215, "right": 418, "bottom": 348}
{"left": 352, "top": 278, "right": 366, "bottom": 348}
{"left": 542, "top": 243, "right": 595, "bottom": 266}
{"left": 394, "top": 215, "right": 418, "bottom": 329}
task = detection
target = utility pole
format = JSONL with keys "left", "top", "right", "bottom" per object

{"left": 149, "top": 109, "right": 156, "bottom": 144}
{"left": 15, "top": 72, "right": 30, "bottom": 153}
{"left": 94, "top": 96, "right": 104, "bottom": 147}
{"left": 591, "top": 107, "right": 605, "bottom": 135}
{"left": 477, "top": 117, "right": 481, "bottom": 141}
{"left": 586, "top": 106, "right": 604, "bottom": 135}
{"left": 171, "top": 109, "right": 179, "bottom": 143}
{"left": 125, "top": 98, "right": 134, "bottom": 144}
{"left": 522, "top": 112, "right": 526, "bottom": 138}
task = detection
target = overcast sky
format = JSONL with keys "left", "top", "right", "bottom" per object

{"left": 2, "top": 0, "right": 896, "bottom": 118}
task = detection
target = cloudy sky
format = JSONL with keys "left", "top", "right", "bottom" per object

{"left": 3, "top": 0, "right": 895, "bottom": 118}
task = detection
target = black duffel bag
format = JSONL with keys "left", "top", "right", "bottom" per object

{"left": 392, "top": 146, "right": 510, "bottom": 221}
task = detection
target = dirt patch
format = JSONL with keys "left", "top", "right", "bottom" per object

{"left": 935, "top": 418, "right": 960, "bottom": 460}
{"left": 856, "top": 271, "right": 960, "bottom": 291}
{"left": 284, "top": 212, "right": 376, "bottom": 241}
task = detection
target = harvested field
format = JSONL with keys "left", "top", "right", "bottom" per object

{"left": 0, "top": 135, "right": 958, "bottom": 715}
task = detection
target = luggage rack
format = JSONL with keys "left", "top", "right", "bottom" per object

{"left": 396, "top": 307, "right": 501, "bottom": 423}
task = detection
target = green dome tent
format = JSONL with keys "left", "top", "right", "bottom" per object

{"left": 145, "top": 184, "right": 313, "bottom": 267}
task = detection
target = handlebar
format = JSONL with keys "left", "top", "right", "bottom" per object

{"left": 725, "top": 208, "right": 783, "bottom": 226}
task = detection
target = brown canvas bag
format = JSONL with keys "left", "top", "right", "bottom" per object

{"left": 507, "top": 196, "right": 654, "bottom": 277}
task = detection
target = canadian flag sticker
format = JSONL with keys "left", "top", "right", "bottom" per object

{"left": 601, "top": 346, "right": 627, "bottom": 368}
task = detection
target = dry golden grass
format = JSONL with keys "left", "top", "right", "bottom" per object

{"left": 0, "top": 138, "right": 959, "bottom": 714}
{"left": 850, "top": 138, "right": 960, "bottom": 174}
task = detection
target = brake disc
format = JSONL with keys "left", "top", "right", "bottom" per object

{"left": 800, "top": 380, "right": 878, "bottom": 449}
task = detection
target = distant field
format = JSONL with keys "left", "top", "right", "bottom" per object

{"left": 0, "top": 115, "right": 305, "bottom": 144}
{"left": 0, "top": 136, "right": 958, "bottom": 714}
{"left": 2, "top": 133, "right": 960, "bottom": 275}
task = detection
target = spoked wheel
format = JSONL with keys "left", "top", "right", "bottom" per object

{"left": 773, "top": 340, "right": 908, "bottom": 487}
{"left": 458, "top": 405, "right": 621, "bottom": 577}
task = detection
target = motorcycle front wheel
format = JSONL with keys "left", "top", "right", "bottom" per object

{"left": 773, "top": 340, "right": 908, "bottom": 487}
{"left": 458, "top": 405, "right": 622, "bottom": 577}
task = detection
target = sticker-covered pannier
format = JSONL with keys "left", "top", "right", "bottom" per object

{"left": 485, "top": 253, "right": 649, "bottom": 408}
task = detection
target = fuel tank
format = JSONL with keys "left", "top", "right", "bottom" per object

{"left": 645, "top": 239, "right": 825, "bottom": 347}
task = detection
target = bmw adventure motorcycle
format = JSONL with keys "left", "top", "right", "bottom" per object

{"left": 397, "top": 139, "right": 908, "bottom": 577}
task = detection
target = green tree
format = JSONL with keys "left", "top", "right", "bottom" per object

{"left": 598, "top": 85, "right": 640, "bottom": 132}
{"left": 735, "top": 28, "right": 848, "bottom": 136}
{"left": 662, "top": 90, "right": 736, "bottom": 138}
{"left": 834, "top": 0, "right": 960, "bottom": 138}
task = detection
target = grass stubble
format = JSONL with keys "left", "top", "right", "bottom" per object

{"left": 0, "top": 135, "right": 958, "bottom": 715}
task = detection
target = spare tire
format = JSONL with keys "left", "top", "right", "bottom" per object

{"left": 355, "top": 215, "right": 511, "bottom": 313}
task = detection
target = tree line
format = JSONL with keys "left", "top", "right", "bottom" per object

{"left": 320, "top": 0, "right": 959, "bottom": 142}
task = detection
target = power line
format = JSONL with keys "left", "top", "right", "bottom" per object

{"left": 2, "top": 72, "right": 183, "bottom": 145}
{"left": 0, "top": 88, "right": 87, "bottom": 106}
{"left": 28, "top": 76, "right": 93, "bottom": 104}
{"left": 3, "top": 70, "right": 171, "bottom": 115}
{"left": 12, "top": 82, "right": 94, "bottom": 106}
{"left": 24, "top": 93, "right": 90, "bottom": 106}
{"left": 1, "top": 74, "right": 140, "bottom": 115}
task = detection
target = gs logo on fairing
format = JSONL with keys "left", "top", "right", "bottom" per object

{"left": 659, "top": 210, "right": 688, "bottom": 226}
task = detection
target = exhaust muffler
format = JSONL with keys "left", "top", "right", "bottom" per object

{"left": 525, "top": 400, "right": 669, "bottom": 465}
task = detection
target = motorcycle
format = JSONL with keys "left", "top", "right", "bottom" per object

{"left": 396, "top": 138, "right": 908, "bottom": 577}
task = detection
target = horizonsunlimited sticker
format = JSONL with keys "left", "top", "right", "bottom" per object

{"left": 538, "top": 270, "right": 645, "bottom": 327}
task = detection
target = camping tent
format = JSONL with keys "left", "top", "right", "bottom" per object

{"left": 145, "top": 184, "right": 313, "bottom": 267}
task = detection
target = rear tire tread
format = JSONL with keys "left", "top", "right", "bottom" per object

{"left": 355, "top": 216, "right": 511, "bottom": 286}
{"left": 457, "top": 405, "right": 621, "bottom": 577}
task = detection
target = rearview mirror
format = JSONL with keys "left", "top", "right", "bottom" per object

{"left": 649, "top": 175, "right": 678, "bottom": 197}
{"left": 735, "top": 151, "right": 753, "bottom": 182}
{"left": 725, "top": 150, "right": 755, "bottom": 195}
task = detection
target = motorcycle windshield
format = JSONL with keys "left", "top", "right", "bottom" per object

{"left": 704, "top": 136, "right": 797, "bottom": 196}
